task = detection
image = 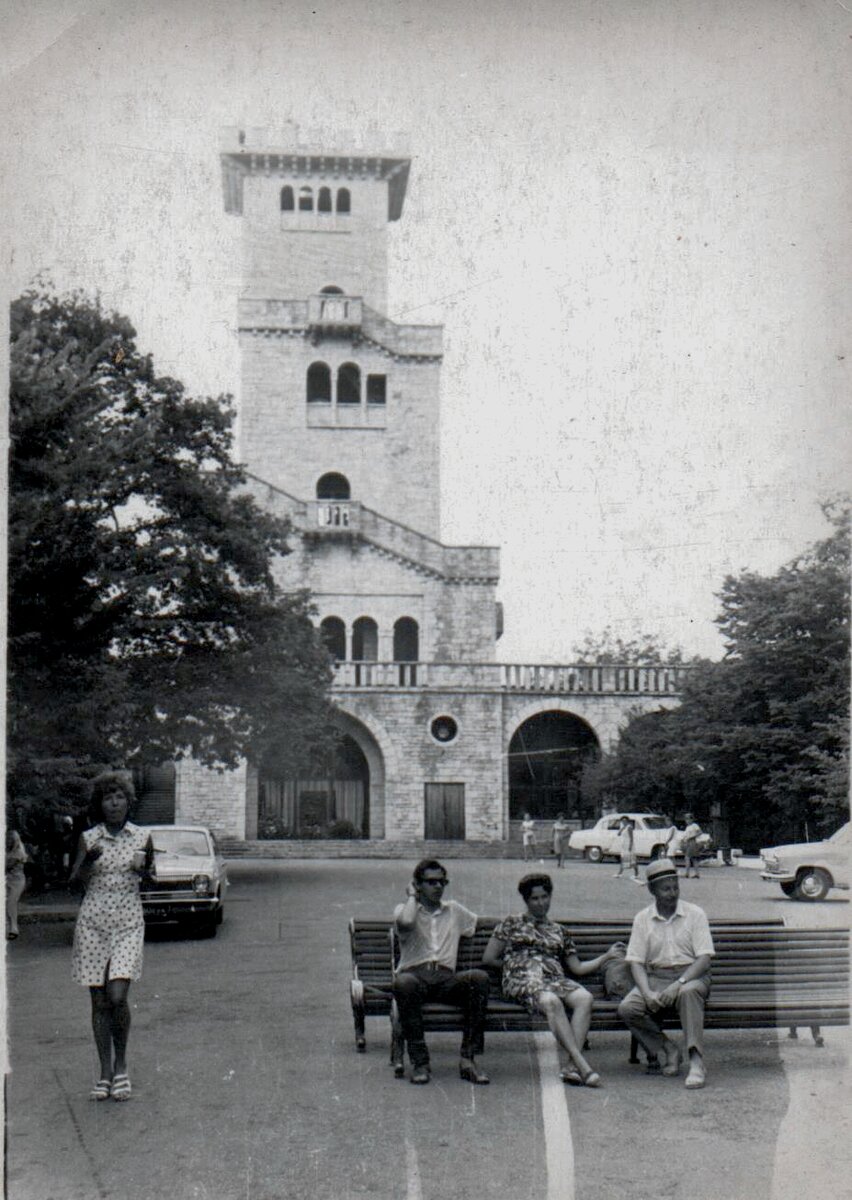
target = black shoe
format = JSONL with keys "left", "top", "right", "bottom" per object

{"left": 459, "top": 1060, "right": 490, "bottom": 1085}
{"left": 410, "top": 1065, "right": 431, "bottom": 1085}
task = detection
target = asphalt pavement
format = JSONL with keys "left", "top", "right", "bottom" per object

{"left": 5, "top": 857, "right": 850, "bottom": 1200}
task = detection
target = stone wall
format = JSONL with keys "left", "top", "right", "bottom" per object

{"left": 175, "top": 760, "right": 248, "bottom": 841}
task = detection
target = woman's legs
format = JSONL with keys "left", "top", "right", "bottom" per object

{"left": 564, "top": 987, "right": 594, "bottom": 1050}
{"left": 538, "top": 990, "right": 595, "bottom": 1077}
{"left": 89, "top": 987, "right": 114, "bottom": 1080}
{"left": 106, "top": 979, "right": 132, "bottom": 1076}
{"left": 6, "top": 875, "right": 25, "bottom": 936}
{"left": 89, "top": 976, "right": 133, "bottom": 1080}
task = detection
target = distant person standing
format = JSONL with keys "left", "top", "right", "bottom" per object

{"left": 681, "top": 816, "right": 703, "bottom": 879}
{"left": 551, "top": 814, "right": 570, "bottom": 868}
{"left": 5, "top": 830, "right": 28, "bottom": 939}
{"left": 521, "top": 813, "right": 536, "bottom": 862}
{"left": 613, "top": 818, "right": 641, "bottom": 883}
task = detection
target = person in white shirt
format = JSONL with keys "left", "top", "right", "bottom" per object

{"left": 681, "top": 817, "right": 704, "bottom": 878}
{"left": 617, "top": 858, "right": 714, "bottom": 1089}
{"left": 521, "top": 814, "right": 536, "bottom": 862}
{"left": 393, "top": 859, "right": 491, "bottom": 1086}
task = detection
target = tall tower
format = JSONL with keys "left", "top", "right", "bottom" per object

{"left": 220, "top": 126, "right": 442, "bottom": 537}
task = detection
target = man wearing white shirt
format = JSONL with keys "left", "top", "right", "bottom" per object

{"left": 393, "top": 859, "right": 491, "bottom": 1086}
{"left": 618, "top": 858, "right": 714, "bottom": 1088}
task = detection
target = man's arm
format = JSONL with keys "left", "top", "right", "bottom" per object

{"left": 657, "top": 954, "right": 712, "bottom": 1006}
{"left": 395, "top": 882, "right": 419, "bottom": 930}
{"left": 629, "top": 961, "right": 662, "bottom": 1011}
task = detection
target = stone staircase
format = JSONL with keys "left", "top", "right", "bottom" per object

{"left": 220, "top": 839, "right": 528, "bottom": 861}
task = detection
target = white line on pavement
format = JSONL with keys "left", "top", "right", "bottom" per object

{"left": 534, "top": 1032, "right": 576, "bottom": 1200}
{"left": 405, "top": 1134, "right": 424, "bottom": 1200}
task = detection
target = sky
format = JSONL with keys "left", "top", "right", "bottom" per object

{"left": 1, "top": 0, "right": 849, "bottom": 662}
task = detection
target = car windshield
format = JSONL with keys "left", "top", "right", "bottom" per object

{"left": 642, "top": 817, "right": 670, "bottom": 830}
{"left": 828, "top": 823, "right": 850, "bottom": 843}
{"left": 151, "top": 830, "right": 211, "bottom": 857}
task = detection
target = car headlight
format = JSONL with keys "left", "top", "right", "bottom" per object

{"left": 192, "top": 874, "right": 212, "bottom": 894}
{"left": 761, "top": 855, "right": 779, "bottom": 870}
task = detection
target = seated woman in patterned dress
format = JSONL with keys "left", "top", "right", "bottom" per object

{"left": 482, "top": 873, "right": 624, "bottom": 1087}
{"left": 69, "top": 772, "right": 153, "bottom": 1102}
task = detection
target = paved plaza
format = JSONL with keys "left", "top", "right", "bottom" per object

{"left": 5, "top": 858, "right": 850, "bottom": 1200}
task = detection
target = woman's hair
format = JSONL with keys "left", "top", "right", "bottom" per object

{"left": 89, "top": 771, "right": 136, "bottom": 825}
{"left": 518, "top": 873, "right": 553, "bottom": 901}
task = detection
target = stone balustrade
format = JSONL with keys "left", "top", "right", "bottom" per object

{"left": 330, "top": 661, "right": 689, "bottom": 695}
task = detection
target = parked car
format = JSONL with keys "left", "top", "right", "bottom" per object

{"left": 567, "top": 813, "right": 675, "bottom": 863}
{"left": 760, "top": 822, "right": 850, "bottom": 901}
{"left": 140, "top": 825, "right": 228, "bottom": 936}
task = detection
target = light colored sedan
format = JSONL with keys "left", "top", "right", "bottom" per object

{"left": 760, "top": 822, "right": 850, "bottom": 901}
{"left": 140, "top": 824, "right": 228, "bottom": 936}
{"left": 567, "top": 813, "right": 674, "bottom": 863}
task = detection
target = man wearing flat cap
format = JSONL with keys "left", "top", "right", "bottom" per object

{"left": 618, "top": 857, "right": 714, "bottom": 1088}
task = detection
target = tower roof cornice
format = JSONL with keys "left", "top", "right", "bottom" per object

{"left": 220, "top": 127, "right": 411, "bottom": 220}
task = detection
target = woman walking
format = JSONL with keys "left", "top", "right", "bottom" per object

{"left": 69, "top": 772, "right": 153, "bottom": 1102}
{"left": 5, "top": 829, "right": 28, "bottom": 939}
{"left": 483, "top": 873, "right": 624, "bottom": 1087}
{"left": 551, "top": 814, "right": 570, "bottom": 868}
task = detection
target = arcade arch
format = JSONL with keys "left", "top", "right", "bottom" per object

{"left": 508, "top": 710, "right": 600, "bottom": 822}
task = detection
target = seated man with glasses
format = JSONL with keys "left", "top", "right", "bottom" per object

{"left": 393, "top": 859, "right": 491, "bottom": 1085}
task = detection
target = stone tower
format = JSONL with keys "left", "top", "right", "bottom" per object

{"left": 220, "top": 126, "right": 442, "bottom": 538}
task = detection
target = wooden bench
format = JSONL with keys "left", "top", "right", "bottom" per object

{"left": 349, "top": 918, "right": 850, "bottom": 1071}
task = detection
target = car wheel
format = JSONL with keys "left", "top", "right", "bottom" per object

{"left": 585, "top": 846, "right": 603, "bottom": 864}
{"left": 794, "top": 868, "right": 832, "bottom": 901}
{"left": 196, "top": 914, "right": 218, "bottom": 938}
{"left": 215, "top": 904, "right": 224, "bottom": 926}
{"left": 780, "top": 881, "right": 797, "bottom": 897}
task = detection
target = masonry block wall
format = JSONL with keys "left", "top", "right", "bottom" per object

{"left": 176, "top": 760, "right": 248, "bottom": 840}
{"left": 238, "top": 330, "right": 442, "bottom": 537}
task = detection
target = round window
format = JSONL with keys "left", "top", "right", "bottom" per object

{"left": 430, "top": 715, "right": 458, "bottom": 745}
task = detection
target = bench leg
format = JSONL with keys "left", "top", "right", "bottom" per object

{"left": 351, "top": 981, "right": 367, "bottom": 1052}
{"left": 390, "top": 1000, "right": 405, "bottom": 1077}
{"left": 811, "top": 1025, "right": 825, "bottom": 1048}
{"left": 787, "top": 1026, "right": 798, "bottom": 1040}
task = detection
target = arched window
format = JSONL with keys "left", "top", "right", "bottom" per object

{"left": 352, "top": 617, "right": 378, "bottom": 662}
{"left": 280, "top": 185, "right": 294, "bottom": 212}
{"left": 337, "top": 362, "right": 361, "bottom": 405}
{"left": 318, "top": 187, "right": 332, "bottom": 213}
{"left": 299, "top": 186, "right": 313, "bottom": 212}
{"left": 393, "top": 617, "right": 419, "bottom": 662}
{"left": 320, "top": 616, "right": 346, "bottom": 662}
{"left": 336, "top": 187, "right": 351, "bottom": 214}
{"left": 320, "top": 285, "right": 344, "bottom": 294}
{"left": 316, "top": 472, "right": 350, "bottom": 500}
{"left": 306, "top": 362, "right": 331, "bottom": 403}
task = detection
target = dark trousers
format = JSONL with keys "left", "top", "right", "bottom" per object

{"left": 393, "top": 964, "right": 489, "bottom": 1067}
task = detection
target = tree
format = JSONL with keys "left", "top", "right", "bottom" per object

{"left": 580, "top": 503, "right": 850, "bottom": 849}
{"left": 8, "top": 288, "right": 335, "bottom": 790}
{"left": 571, "top": 628, "right": 689, "bottom": 665}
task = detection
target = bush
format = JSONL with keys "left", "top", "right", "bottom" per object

{"left": 326, "top": 819, "right": 361, "bottom": 839}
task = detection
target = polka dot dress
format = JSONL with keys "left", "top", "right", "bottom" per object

{"left": 71, "top": 822, "right": 148, "bottom": 986}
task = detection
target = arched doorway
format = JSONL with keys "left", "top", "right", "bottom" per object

{"left": 508, "top": 711, "right": 599, "bottom": 821}
{"left": 255, "top": 713, "right": 386, "bottom": 839}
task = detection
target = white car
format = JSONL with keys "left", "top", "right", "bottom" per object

{"left": 140, "top": 824, "right": 228, "bottom": 936}
{"left": 567, "top": 813, "right": 674, "bottom": 863}
{"left": 760, "top": 822, "right": 850, "bottom": 901}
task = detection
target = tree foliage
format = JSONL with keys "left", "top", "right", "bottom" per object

{"left": 8, "top": 288, "right": 335, "bottom": 785}
{"left": 571, "top": 628, "right": 690, "bottom": 665}
{"left": 581, "top": 503, "right": 850, "bottom": 850}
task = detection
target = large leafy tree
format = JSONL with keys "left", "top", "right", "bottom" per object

{"left": 580, "top": 503, "right": 850, "bottom": 849}
{"left": 8, "top": 288, "right": 335, "bottom": 789}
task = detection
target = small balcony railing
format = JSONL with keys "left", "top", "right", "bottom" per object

{"left": 307, "top": 294, "right": 363, "bottom": 334}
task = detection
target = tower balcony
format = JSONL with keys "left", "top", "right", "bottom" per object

{"left": 307, "top": 293, "right": 363, "bottom": 337}
{"left": 305, "top": 499, "right": 362, "bottom": 536}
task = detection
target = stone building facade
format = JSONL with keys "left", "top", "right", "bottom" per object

{"left": 172, "top": 128, "right": 686, "bottom": 843}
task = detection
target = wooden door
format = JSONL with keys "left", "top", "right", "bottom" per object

{"left": 424, "top": 783, "right": 465, "bottom": 840}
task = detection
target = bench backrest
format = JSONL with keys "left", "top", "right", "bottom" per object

{"left": 349, "top": 917, "right": 851, "bottom": 998}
